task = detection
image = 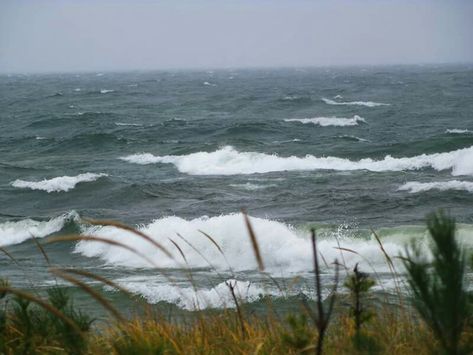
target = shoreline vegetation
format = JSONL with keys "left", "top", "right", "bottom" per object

{"left": 1, "top": 210, "right": 473, "bottom": 354}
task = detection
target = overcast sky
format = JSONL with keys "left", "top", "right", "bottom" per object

{"left": 1, "top": 0, "right": 472, "bottom": 73}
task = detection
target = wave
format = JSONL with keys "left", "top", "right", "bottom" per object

{"left": 0, "top": 212, "right": 77, "bottom": 247}
{"left": 285, "top": 115, "right": 365, "bottom": 127}
{"left": 119, "top": 145, "right": 473, "bottom": 176}
{"left": 446, "top": 129, "right": 471, "bottom": 134}
{"left": 74, "top": 213, "right": 415, "bottom": 273}
{"left": 100, "top": 89, "right": 114, "bottom": 94}
{"left": 398, "top": 180, "right": 473, "bottom": 193}
{"left": 11, "top": 173, "right": 108, "bottom": 193}
{"left": 114, "top": 277, "right": 285, "bottom": 310}
{"left": 229, "top": 183, "right": 277, "bottom": 191}
{"left": 322, "top": 97, "right": 389, "bottom": 107}
{"left": 337, "top": 135, "right": 369, "bottom": 142}
{"left": 203, "top": 81, "right": 217, "bottom": 87}
{"left": 115, "top": 122, "right": 143, "bottom": 127}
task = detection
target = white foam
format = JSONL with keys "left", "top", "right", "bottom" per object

{"left": 322, "top": 97, "right": 389, "bottom": 107}
{"left": 203, "top": 81, "right": 216, "bottom": 87}
{"left": 334, "top": 94, "right": 343, "bottom": 99}
{"left": 114, "top": 277, "right": 281, "bottom": 310}
{"left": 446, "top": 129, "right": 471, "bottom": 134}
{"left": 115, "top": 122, "right": 143, "bottom": 127}
{"left": 285, "top": 115, "right": 365, "bottom": 127}
{"left": 74, "top": 88, "right": 81, "bottom": 92}
{"left": 11, "top": 173, "right": 108, "bottom": 193}
{"left": 338, "top": 135, "right": 369, "bottom": 142}
{"left": 74, "top": 213, "right": 416, "bottom": 274}
{"left": 399, "top": 180, "right": 473, "bottom": 193}
{"left": 100, "top": 89, "right": 114, "bottom": 94}
{"left": 120, "top": 145, "right": 473, "bottom": 176}
{"left": 0, "top": 212, "right": 77, "bottom": 247}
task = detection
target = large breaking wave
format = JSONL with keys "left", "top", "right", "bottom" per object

{"left": 75, "top": 213, "right": 428, "bottom": 274}
{"left": 120, "top": 145, "right": 473, "bottom": 176}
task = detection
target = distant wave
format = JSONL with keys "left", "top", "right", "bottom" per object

{"left": 100, "top": 89, "right": 114, "bottom": 94}
{"left": 0, "top": 212, "right": 77, "bottom": 247}
{"left": 203, "top": 81, "right": 217, "bottom": 87}
{"left": 322, "top": 97, "right": 389, "bottom": 107}
{"left": 11, "top": 173, "right": 108, "bottom": 192}
{"left": 285, "top": 115, "right": 365, "bottom": 127}
{"left": 229, "top": 183, "right": 277, "bottom": 191}
{"left": 446, "top": 129, "right": 471, "bottom": 134}
{"left": 120, "top": 145, "right": 473, "bottom": 176}
{"left": 398, "top": 180, "right": 473, "bottom": 193}
{"left": 115, "top": 122, "right": 143, "bottom": 127}
{"left": 337, "top": 135, "right": 369, "bottom": 142}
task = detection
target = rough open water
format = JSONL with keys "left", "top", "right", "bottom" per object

{"left": 1, "top": 65, "right": 473, "bottom": 314}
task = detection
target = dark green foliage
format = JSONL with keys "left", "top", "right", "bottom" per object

{"left": 281, "top": 314, "right": 312, "bottom": 352}
{"left": 345, "top": 264, "right": 380, "bottom": 354}
{"left": 5, "top": 287, "right": 93, "bottom": 354}
{"left": 45, "top": 287, "right": 94, "bottom": 354}
{"left": 345, "top": 264, "right": 376, "bottom": 333}
{"left": 403, "top": 210, "right": 471, "bottom": 355}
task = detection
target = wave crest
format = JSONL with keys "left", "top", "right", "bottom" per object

{"left": 120, "top": 145, "right": 473, "bottom": 176}
{"left": 0, "top": 212, "right": 77, "bottom": 247}
{"left": 285, "top": 115, "right": 365, "bottom": 127}
{"left": 11, "top": 173, "right": 108, "bottom": 192}
{"left": 398, "top": 180, "right": 473, "bottom": 193}
{"left": 322, "top": 97, "right": 389, "bottom": 107}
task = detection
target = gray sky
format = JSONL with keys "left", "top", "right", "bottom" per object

{"left": 1, "top": 0, "right": 472, "bottom": 73}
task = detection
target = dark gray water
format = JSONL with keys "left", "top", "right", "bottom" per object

{"left": 1, "top": 65, "right": 473, "bottom": 311}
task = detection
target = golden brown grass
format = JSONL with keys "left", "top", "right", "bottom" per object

{"left": 84, "top": 307, "right": 439, "bottom": 355}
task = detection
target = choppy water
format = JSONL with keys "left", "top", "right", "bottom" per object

{"left": 1, "top": 65, "right": 473, "bottom": 312}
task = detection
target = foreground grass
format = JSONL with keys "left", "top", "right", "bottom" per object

{"left": 1, "top": 301, "right": 436, "bottom": 354}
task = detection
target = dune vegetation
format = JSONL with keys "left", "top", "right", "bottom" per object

{"left": 1, "top": 210, "right": 473, "bottom": 354}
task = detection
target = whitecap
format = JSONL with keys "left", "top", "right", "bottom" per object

{"left": 115, "top": 122, "right": 143, "bottom": 127}
{"left": 446, "top": 129, "right": 471, "bottom": 134}
{"left": 322, "top": 97, "right": 389, "bottom": 107}
{"left": 0, "top": 212, "right": 77, "bottom": 247}
{"left": 285, "top": 115, "right": 365, "bottom": 127}
{"left": 11, "top": 173, "right": 108, "bottom": 193}
{"left": 398, "top": 180, "right": 473, "bottom": 193}
{"left": 203, "top": 81, "right": 216, "bottom": 86}
{"left": 120, "top": 145, "right": 473, "bottom": 176}
{"left": 100, "top": 89, "right": 114, "bottom": 94}
{"left": 114, "top": 277, "right": 285, "bottom": 310}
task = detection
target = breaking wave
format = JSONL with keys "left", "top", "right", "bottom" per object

{"left": 285, "top": 115, "right": 365, "bottom": 127}
{"left": 322, "top": 97, "right": 389, "bottom": 107}
{"left": 74, "top": 213, "right": 436, "bottom": 274}
{"left": 113, "top": 277, "right": 283, "bottom": 310}
{"left": 11, "top": 173, "right": 108, "bottom": 192}
{"left": 398, "top": 180, "right": 473, "bottom": 193}
{"left": 0, "top": 212, "right": 78, "bottom": 247}
{"left": 120, "top": 145, "right": 473, "bottom": 176}
{"left": 100, "top": 89, "right": 114, "bottom": 94}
